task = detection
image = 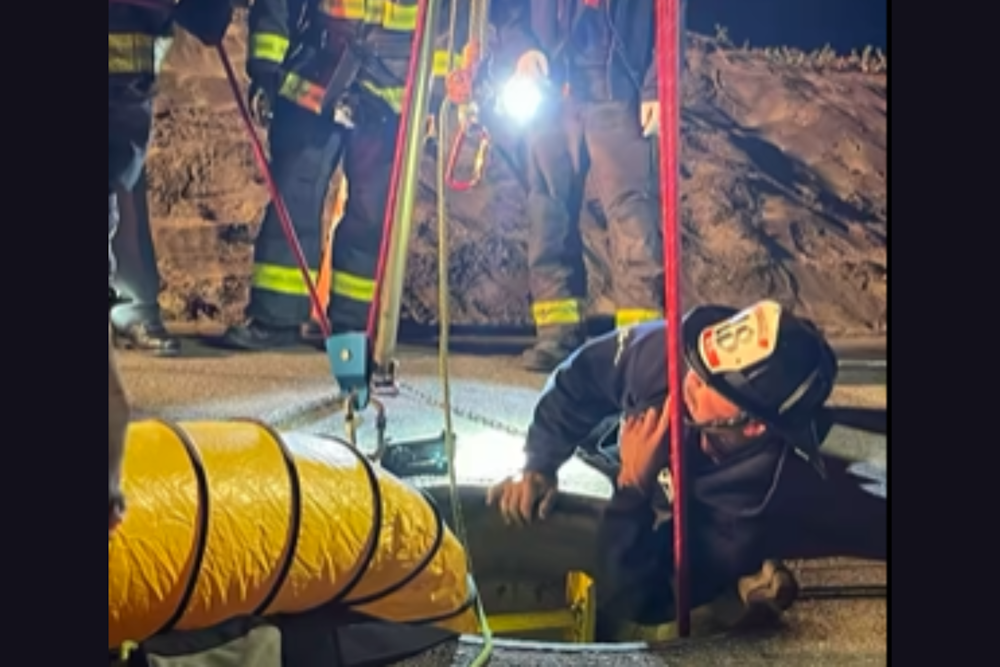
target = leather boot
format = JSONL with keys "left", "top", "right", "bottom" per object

{"left": 737, "top": 559, "right": 800, "bottom": 617}
{"left": 112, "top": 321, "right": 180, "bottom": 357}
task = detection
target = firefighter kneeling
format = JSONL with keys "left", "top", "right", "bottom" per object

{"left": 488, "top": 300, "right": 887, "bottom": 639}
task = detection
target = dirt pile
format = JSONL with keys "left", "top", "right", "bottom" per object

{"left": 146, "top": 21, "right": 887, "bottom": 336}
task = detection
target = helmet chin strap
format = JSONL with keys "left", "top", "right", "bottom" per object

{"left": 684, "top": 411, "right": 753, "bottom": 432}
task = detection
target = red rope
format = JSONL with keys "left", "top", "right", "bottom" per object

{"left": 111, "top": 0, "right": 332, "bottom": 337}
{"left": 114, "top": 0, "right": 433, "bottom": 345}
{"left": 654, "top": 0, "right": 690, "bottom": 638}
{"left": 216, "top": 46, "right": 332, "bottom": 339}
{"left": 365, "top": 0, "right": 432, "bottom": 341}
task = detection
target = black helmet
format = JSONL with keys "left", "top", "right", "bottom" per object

{"left": 681, "top": 300, "right": 838, "bottom": 476}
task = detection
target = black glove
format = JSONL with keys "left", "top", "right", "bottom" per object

{"left": 247, "top": 63, "right": 283, "bottom": 127}
{"left": 173, "top": 0, "right": 235, "bottom": 48}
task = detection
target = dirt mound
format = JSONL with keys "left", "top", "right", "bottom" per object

{"left": 148, "top": 21, "right": 887, "bottom": 336}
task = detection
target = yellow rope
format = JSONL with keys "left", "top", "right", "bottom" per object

{"left": 436, "top": 0, "right": 494, "bottom": 663}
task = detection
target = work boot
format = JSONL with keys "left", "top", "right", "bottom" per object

{"left": 521, "top": 333, "right": 585, "bottom": 373}
{"left": 112, "top": 321, "right": 180, "bottom": 357}
{"left": 220, "top": 319, "right": 301, "bottom": 351}
{"left": 736, "top": 559, "right": 800, "bottom": 622}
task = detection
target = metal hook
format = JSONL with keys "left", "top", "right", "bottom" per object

{"left": 369, "top": 397, "right": 389, "bottom": 464}
{"left": 445, "top": 115, "right": 491, "bottom": 191}
{"left": 344, "top": 391, "right": 361, "bottom": 449}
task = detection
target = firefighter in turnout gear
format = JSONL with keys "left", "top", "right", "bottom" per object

{"left": 488, "top": 300, "right": 887, "bottom": 638}
{"left": 110, "top": 170, "right": 179, "bottom": 355}
{"left": 109, "top": 0, "right": 234, "bottom": 536}
{"left": 495, "top": 0, "right": 674, "bottom": 373}
{"left": 109, "top": 0, "right": 235, "bottom": 355}
{"left": 222, "top": 0, "right": 530, "bottom": 350}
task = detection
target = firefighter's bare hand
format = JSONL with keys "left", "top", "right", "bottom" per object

{"left": 514, "top": 50, "right": 549, "bottom": 81}
{"left": 487, "top": 471, "right": 558, "bottom": 526}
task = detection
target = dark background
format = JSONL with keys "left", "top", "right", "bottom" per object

{"left": 687, "top": 0, "right": 888, "bottom": 52}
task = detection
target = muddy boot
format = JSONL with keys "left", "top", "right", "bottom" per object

{"left": 521, "top": 328, "right": 585, "bottom": 373}
{"left": 112, "top": 321, "right": 180, "bottom": 357}
{"left": 737, "top": 559, "right": 800, "bottom": 623}
{"left": 220, "top": 319, "right": 301, "bottom": 351}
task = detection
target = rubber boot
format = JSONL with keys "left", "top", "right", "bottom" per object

{"left": 521, "top": 326, "right": 586, "bottom": 373}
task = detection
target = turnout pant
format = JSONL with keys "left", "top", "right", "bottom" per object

{"left": 109, "top": 99, "right": 153, "bottom": 286}
{"left": 597, "top": 453, "right": 887, "bottom": 625}
{"left": 524, "top": 99, "right": 664, "bottom": 339}
{"left": 110, "top": 168, "right": 165, "bottom": 329}
{"left": 248, "top": 98, "right": 397, "bottom": 332}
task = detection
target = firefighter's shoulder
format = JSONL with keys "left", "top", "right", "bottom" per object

{"left": 611, "top": 320, "right": 669, "bottom": 406}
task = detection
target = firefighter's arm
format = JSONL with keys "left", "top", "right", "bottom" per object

{"left": 640, "top": 6, "right": 658, "bottom": 103}
{"left": 248, "top": 0, "right": 302, "bottom": 77}
{"left": 490, "top": 0, "right": 540, "bottom": 77}
{"left": 641, "top": 0, "right": 688, "bottom": 103}
{"left": 173, "top": 0, "right": 236, "bottom": 47}
{"left": 524, "top": 325, "right": 662, "bottom": 476}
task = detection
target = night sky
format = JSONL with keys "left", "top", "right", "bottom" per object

{"left": 687, "top": 0, "right": 888, "bottom": 52}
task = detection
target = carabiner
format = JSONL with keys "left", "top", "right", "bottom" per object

{"left": 445, "top": 119, "right": 491, "bottom": 191}
{"left": 368, "top": 397, "right": 389, "bottom": 464}
{"left": 344, "top": 391, "right": 361, "bottom": 449}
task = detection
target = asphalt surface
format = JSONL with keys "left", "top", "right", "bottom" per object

{"left": 118, "top": 337, "right": 887, "bottom": 665}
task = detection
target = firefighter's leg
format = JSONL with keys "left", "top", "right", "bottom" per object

{"left": 522, "top": 109, "right": 588, "bottom": 372}
{"left": 326, "top": 114, "right": 398, "bottom": 334}
{"left": 110, "top": 168, "right": 179, "bottom": 356}
{"left": 584, "top": 101, "right": 665, "bottom": 328}
{"left": 223, "top": 99, "right": 346, "bottom": 350}
{"left": 762, "top": 454, "right": 887, "bottom": 561}
{"left": 109, "top": 98, "right": 152, "bottom": 292}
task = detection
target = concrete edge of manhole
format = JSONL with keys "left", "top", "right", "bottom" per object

{"left": 458, "top": 636, "right": 650, "bottom": 653}
{"left": 454, "top": 632, "right": 744, "bottom": 655}
{"left": 269, "top": 394, "right": 345, "bottom": 430}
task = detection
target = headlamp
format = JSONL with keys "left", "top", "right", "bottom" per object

{"left": 497, "top": 76, "right": 545, "bottom": 125}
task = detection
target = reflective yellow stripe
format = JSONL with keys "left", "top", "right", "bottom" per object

{"left": 380, "top": 1, "right": 418, "bottom": 30}
{"left": 279, "top": 72, "right": 402, "bottom": 116}
{"left": 319, "top": 0, "right": 417, "bottom": 30}
{"left": 432, "top": 49, "right": 467, "bottom": 76}
{"left": 108, "top": 33, "right": 172, "bottom": 74}
{"left": 250, "top": 33, "right": 290, "bottom": 64}
{"left": 252, "top": 264, "right": 319, "bottom": 296}
{"left": 279, "top": 72, "right": 326, "bottom": 113}
{"left": 360, "top": 81, "right": 405, "bottom": 113}
{"left": 533, "top": 300, "right": 583, "bottom": 327}
{"left": 615, "top": 309, "right": 662, "bottom": 328}
{"left": 332, "top": 272, "right": 377, "bottom": 303}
